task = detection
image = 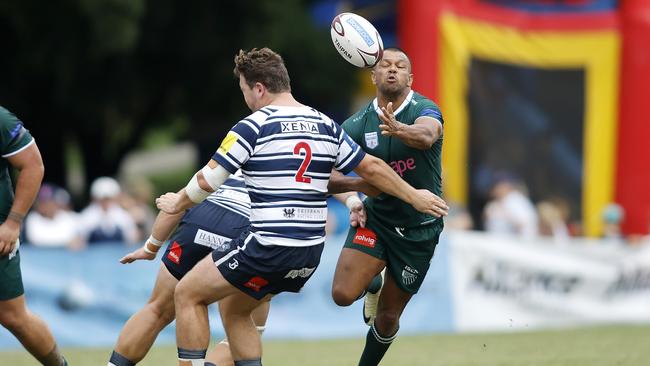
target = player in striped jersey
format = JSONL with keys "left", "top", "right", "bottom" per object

{"left": 155, "top": 48, "right": 448, "bottom": 366}
{"left": 108, "top": 174, "right": 268, "bottom": 366}
{"left": 109, "top": 171, "right": 375, "bottom": 366}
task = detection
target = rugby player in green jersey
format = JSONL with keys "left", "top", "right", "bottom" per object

{"left": 0, "top": 106, "right": 68, "bottom": 365}
{"left": 331, "top": 48, "right": 446, "bottom": 366}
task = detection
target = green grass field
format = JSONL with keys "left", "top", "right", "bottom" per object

{"left": 1, "top": 325, "right": 649, "bottom": 365}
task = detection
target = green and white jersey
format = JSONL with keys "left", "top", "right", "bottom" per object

{"left": 342, "top": 91, "right": 443, "bottom": 228}
{"left": 0, "top": 106, "right": 34, "bottom": 222}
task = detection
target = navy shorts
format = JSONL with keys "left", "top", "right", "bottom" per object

{"left": 161, "top": 210, "right": 249, "bottom": 280}
{"left": 212, "top": 233, "right": 324, "bottom": 300}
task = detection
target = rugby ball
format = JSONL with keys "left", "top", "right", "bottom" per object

{"left": 331, "top": 13, "right": 384, "bottom": 68}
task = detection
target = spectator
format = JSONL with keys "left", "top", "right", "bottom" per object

{"left": 536, "top": 200, "right": 570, "bottom": 243}
{"left": 483, "top": 174, "right": 538, "bottom": 238}
{"left": 24, "top": 183, "right": 82, "bottom": 249}
{"left": 601, "top": 203, "right": 624, "bottom": 241}
{"left": 119, "top": 177, "right": 156, "bottom": 241}
{"left": 80, "top": 177, "right": 138, "bottom": 245}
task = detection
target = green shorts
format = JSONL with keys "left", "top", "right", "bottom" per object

{"left": 343, "top": 210, "right": 443, "bottom": 294}
{"left": 0, "top": 250, "right": 24, "bottom": 301}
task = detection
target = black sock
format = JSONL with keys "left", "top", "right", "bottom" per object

{"left": 367, "top": 274, "right": 383, "bottom": 294}
{"left": 358, "top": 323, "right": 398, "bottom": 366}
{"left": 234, "top": 359, "right": 262, "bottom": 366}
{"left": 204, "top": 363, "right": 217, "bottom": 366}
{"left": 178, "top": 348, "right": 207, "bottom": 364}
{"left": 109, "top": 350, "right": 135, "bottom": 366}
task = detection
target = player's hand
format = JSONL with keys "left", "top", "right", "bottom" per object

{"left": 0, "top": 221, "right": 20, "bottom": 256}
{"left": 349, "top": 199, "right": 367, "bottom": 228}
{"left": 412, "top": 189, "right": 449, "bottom": 218}
{"left": 120, "top": 247, "right": 156, "bottom": 264}
{"left": 378, "top": 102, "right": 404, "bottom": 136}
{"left": 155, "top": 192, "right": 182, "bottom": 214}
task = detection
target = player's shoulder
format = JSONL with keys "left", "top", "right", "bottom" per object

{"left": 409, "top": 91, "right": 443, "bottom": 123}
{"left": 0, "top": 106, "right": 20, "bottom": 128}
{"left": 410, "top": 92, "right": 440, "bottom": 110}
{"left": 342, "top": 101, "right": 373, "bottom": 128}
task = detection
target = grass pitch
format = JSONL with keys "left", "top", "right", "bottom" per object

{"left": 1, "top": 325, "right": 648, "bottom": 365}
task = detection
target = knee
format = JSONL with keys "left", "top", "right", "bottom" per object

{"left": 173, "top": 280, "right": 194, "bottom": 309}
{"left": 146, "top": 299, "right": 175, "bottom": 325}
{"left": 0, "top": 306, "right": 27, "bottom": 332}
{"left": 375, "top": 310, "right": 400, "bottom": 332}
{"left": 331, "top": 284, "right": 356, "bottom": 307}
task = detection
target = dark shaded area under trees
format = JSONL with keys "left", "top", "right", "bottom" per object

{"left": 0, "top": 0, "right": 356, "bottom": 202}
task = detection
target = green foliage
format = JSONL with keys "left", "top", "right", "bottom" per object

{"left": 0, "top": 0, "right": 356, "bottom": 189}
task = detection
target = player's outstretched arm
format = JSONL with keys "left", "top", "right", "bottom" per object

{"left": 378, "top": 102, "right": 442, "bottom": 150}
{"left": 352, "top": 154, "right": 449, "bottom": 217}
{"left": 328, "top": 169, "right": 381, "bottom": 197}
{"left": 156, "top": 160, "right": 230, "bottom": 214}
{"left": 120, "top": 209, "right": 184, "bottom": 264}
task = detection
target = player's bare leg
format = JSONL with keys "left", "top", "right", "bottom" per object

{"left": 206, "top": 301, "right": 270, "bottom": 366}
{"left": 331, "top": 248, "right": 385, "bottom": 306}
{"left": 358, "top": 270, "right": 412, "bottom": 366}
{"left": 0, "top": 295, "right": 66, "bottom": 366}
{"left": 110, "top": 263, "right": 178, "bottom": 365}
{"left": 174, "top": 255, "right": 249, "bottom": 366}
{"left": 214, "top": 292, "right": 268, "bottom": 365}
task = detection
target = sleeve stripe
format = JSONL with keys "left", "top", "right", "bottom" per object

{"left": 1, "top": 137, "right": 35, "bottom": 158}
{"left": 9, "top": 123, "right": 23, "bottom": 139}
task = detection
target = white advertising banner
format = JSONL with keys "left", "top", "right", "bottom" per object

{"left": 447, "top": 231, "right": 650, "bottom": 332}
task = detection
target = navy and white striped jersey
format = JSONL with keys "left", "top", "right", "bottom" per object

{"left": 182, "top": 174, "right": 250, "bottom": 226}
{"left": 212, "top": 105, "right": 366, "bottom": 247}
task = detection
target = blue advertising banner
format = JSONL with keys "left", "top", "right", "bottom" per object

{"left": 0, "top": 234, "right": 453, "bottom": 349}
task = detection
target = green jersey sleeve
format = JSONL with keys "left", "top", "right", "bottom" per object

{"left": 0, "top": 107, "right": 33, "bottom": 158}
{"left": 414, "top": 98, "right": 444, "bottom": 125}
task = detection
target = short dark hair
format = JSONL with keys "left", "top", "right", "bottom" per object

{"left": 233, "top": 48, "right": 291, "bottom": 93}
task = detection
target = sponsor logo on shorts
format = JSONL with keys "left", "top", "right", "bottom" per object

{"left": 352, "top": 227, "right": 377, "bottom": 248}
{"left": 401, "top": 265, "right": 419, "bottom": 286}
{"left": 228, "top": 258, "right": 239, "bottom": 270}
{"left": 167, "top": 241, "right": 182, "bottom": 265}
{"left": 285, "top": 267, "right": 316, "bottom": 279}
{"left": 243, "top": 276, "right": 269, "bottom": 292}
{"left": 194, "top": 229, "right": 231, "bottom": 251}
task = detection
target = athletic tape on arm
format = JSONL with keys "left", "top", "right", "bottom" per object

{"left": 185, "top": 165, "right": 230, "bottom": 203}
{"left": 185, "top": 172, "right": 211, "bottom": 203}
{"left": 201, "top": 165, "right": 230, "bottom": 191}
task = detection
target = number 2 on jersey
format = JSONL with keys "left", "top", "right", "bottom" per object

{"left": 293, "top": 142, "right": 312, "bottom": 183}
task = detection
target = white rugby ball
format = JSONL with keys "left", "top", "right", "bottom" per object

{"left": 331, "top": 12, "right": 384, "bottom": 68}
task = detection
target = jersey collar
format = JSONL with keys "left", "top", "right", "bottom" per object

{"left": 372, "top": 90, "right": 414, "bottom": 117}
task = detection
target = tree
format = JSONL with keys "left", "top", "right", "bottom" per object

{"left": 0, "top": 0, "right": 356, "bottom": 198}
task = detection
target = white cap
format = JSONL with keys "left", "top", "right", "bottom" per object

{"left": 90, "top": 176, "right": 121, "bottom": 199}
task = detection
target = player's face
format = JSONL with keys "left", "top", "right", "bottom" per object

{"left": 239, "top": 75, "right": 262, "bottom": 111}
{"left": 371, "top": 50, "right": 413, "bottom": 96}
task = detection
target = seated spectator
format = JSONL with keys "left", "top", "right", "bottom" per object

{"left": 483, "top": 174, "right": 538, "bottom": 239}
{"left": 24, "top": 183, "right": 83, "bottom": 248}
{"left": 80, "top": 177, "right": 138, "bottom": 245}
